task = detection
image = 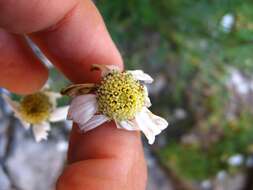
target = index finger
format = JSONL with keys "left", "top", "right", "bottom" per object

{"left": 0, "top": 0, "right": 123, "bottom": 82}
{"left": 32, "top": 0, "right": 124, "bottom": 83}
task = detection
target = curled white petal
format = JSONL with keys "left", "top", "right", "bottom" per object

{"left": 135, "top": 112, "right": 156, "bottom": 144}
{"left": 135, "top": 108, "right": 168, "bottom": 144}
{"left": 145, "top": 108, "right": 168, "bottom": 131}
{"left": 79, "top": 114, "right": 109, "bottom": 132}
{"left": 67, "top": 94, "right": 98, "bottom": 125}
{"left": 32, "top": 122, "right": 50, "bottom": 142}
{"left": 49, "top": 106, "right": 69, "bottom": 122}
{"left": 143, "top": 85, "right": 151, "bottom": 107}
{"left": 117, "top": 120, "right": 139, "bottom": 131}
{"left": 127, "top": 70, "right": 154, "bottom": 84}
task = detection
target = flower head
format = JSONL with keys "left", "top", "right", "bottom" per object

{"left": 19, "top": 92, "right": 53, "bottom": 124}
{"left": 62, "top": 64, "right": 168, "bottom": 144}
{"left": 97, "top": 71, "right": 145, "bottom": 121}
{"left": 3, "top": 90, "right": 69, "bottom": 142}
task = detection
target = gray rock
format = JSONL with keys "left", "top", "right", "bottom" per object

{"left": 0, "top": 166, "right": 11, "bottom": 190}
{"left": 145, "top": 148, "right": 173, "bottom": 190}
{"left": 6, "top": 137, "right": 66, "bottom": 190}
{"left": 0, "top": 120, "right": 8, "bottom": 159}
{"left": 212, "top": 173, "right": 245, "bottom": 190}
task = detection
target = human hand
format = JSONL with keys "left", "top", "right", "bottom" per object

{"left": 0, "top": 0, "right": 147, "bottom": 189}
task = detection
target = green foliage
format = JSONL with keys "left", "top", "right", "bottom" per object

{"left": 160, "top": 111, "right": 253, "bottom": 180}
{"left": 160, "top": 142, "right": 222, "bottom": 180}
{"left": 95, "top": 0, "right": 253, "bottom": 181}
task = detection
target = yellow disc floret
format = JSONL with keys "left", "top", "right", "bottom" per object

{"left": 97, "top": 71, "right": 145, "bottom": 121}
{"left": 19, "top": 92, "right": 52, "bottom": 124}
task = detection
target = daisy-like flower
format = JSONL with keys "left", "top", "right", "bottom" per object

{"left": 62, "top": 64, "right": 168, "bottom": 144}
{"left": 2, "top": 90, "right": 69, "bottom": 142}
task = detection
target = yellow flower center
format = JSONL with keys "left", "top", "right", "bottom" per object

{"left": 97, "top": 71, "right": 145, "bottom": 121}
{"left": 19, "top": 92, "right": 52, "bottom": 124}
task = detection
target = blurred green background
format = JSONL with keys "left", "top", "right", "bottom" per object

{"left": 94, "top": 0, "right": 253, "bottom": 185}
{"left": 4, "top": 0, "right": 253, "bottom": 189}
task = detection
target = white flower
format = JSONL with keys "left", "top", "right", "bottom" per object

{"left": 228, "top": 154, "right": 244, "bottom": 166}
{"left": 62, "top": 64, "right": 168, "bottom": 144}
{"left": 220, "top": 13, "right": 235, "bottom": 33}
{"left": 2, "top": 91, "right": 69, "bottom": 142}
{"left": 216, "top": 170, "right": 227, "bottom": 181}
{"left": 201, "top": 180, "right": 212, "bottom": 189}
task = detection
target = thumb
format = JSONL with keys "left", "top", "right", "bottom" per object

{"left": 56, "top": 124, "right": 147, "bottom": 190}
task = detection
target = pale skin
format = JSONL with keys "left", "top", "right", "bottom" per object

{"left": 0, "top": 0, "right": 147, "bottom": 190}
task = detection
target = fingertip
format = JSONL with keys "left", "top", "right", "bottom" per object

{"left": 30, "top": 0, "right": 123, "bottom": 83}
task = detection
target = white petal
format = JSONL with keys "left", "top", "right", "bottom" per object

{"left": 79, "top": 114, "right": 109, "bottom": 132}
{"left": 127, "top": 70, "right": 153, "bottom": 84}
{"left": 44, "top": 91, "right": 61, "bottom": 109}
{"left": 143, "top": 85, "right": 151, "bottom": 107}
{"left": 49, "top": 106, "right": 69, "bottom": 122}
{"left": 117, "top": 120, "right": 139, "bottom": 131}
{"left": 20, "top": 120, "right": 31, "bottom": 130}
{"left": 135, "top": 108, "right": 168, "bottom": 144}
{"left": 41, "top": 83, "right": 50, "bottom": 90}
{"left": 1, "top": 94, "right": 30, "bottom": 129}
{"left": 44, "top": 91, "right": 62, "bottom": 99}
{"left": 135, "top": 112, "right": 155, "bottom": 144}
{"left": 2, "top": 94, "right": 20, "bottom": 114}
{"left": 145, "top": 108, "right": 168, "bottom": 130}
{"left": 67, "top": 94, "right": 98, "bottom": 125}
{"left": 32, "top": 122, "right": 50, "bottom": 142}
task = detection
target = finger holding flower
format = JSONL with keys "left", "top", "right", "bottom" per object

{"left": 62, "top": 64, "right": 168, "bottom": 144}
